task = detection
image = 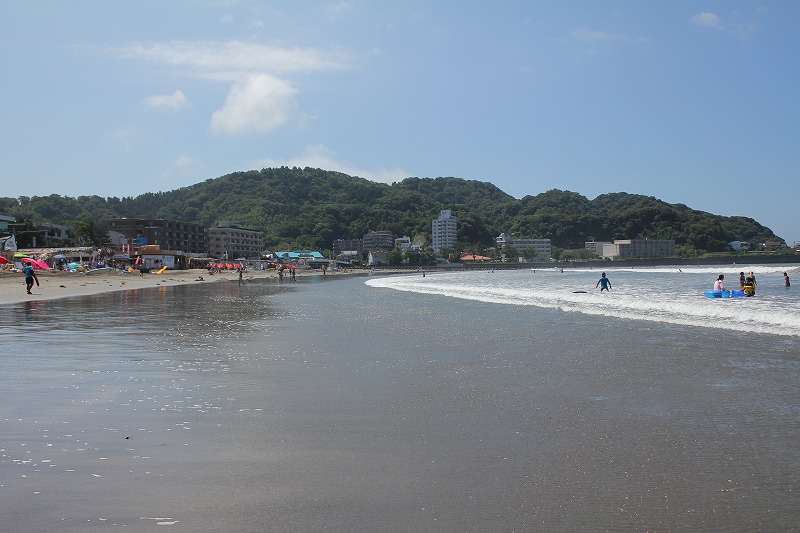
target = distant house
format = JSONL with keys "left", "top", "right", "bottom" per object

{"left": 729, "top": 240, "right": 750, "bottom": 251}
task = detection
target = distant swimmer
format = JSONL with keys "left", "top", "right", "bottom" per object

{"left": 784, "top": 272, "right": 791, "bottom": 287}
{"left": 713, "top": 274, "right": 725, "bottom": 291}
{"left": 595, "top": 272, "right": 612, "bottom": 292}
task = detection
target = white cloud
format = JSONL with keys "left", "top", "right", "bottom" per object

{"left": 250, "top": 144, "right": 408, "bottom": 184}
{"left": 691, "top": 12, "right": 720, "bottom": 28}
{"left": 109, "top": 40, "right": 352, "bottom": 136}
{"left": 143, "top": 90, "right": 189, "bottom": 110}
{"left": 109, "top": 40, "right": 350, "bottom": 78}
{"left": 211, "top": 74, "right": 298, "bottom": 135}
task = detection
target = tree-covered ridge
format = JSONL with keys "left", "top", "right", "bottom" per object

{"left": 0, "top": 167, "right": 782, "bottom": 254}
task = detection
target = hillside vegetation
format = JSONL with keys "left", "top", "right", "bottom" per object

{"left": 0, "top": 167, "right": 780, "bottom": 255}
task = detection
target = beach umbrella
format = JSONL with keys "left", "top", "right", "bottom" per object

{"left": 53, "top": 254, "right": 66, "bottom": 260}
{"left": 0, "top": 257, "right": 8, "bottom": 264}
{"left": 21, "top": 257, "right": 47, "bottom": 269}
{"left": 13, "top": 253, "right": 29, "bottom": 258}
{"left": 35, "top": 259, "right": 51, "bottom": 270}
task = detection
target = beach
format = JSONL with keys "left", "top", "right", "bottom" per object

{"left": 0, "top": 267, "right": 351, "bottom": 307}
{"left": 2, "top": 266, "right": 798, "bottom": 531}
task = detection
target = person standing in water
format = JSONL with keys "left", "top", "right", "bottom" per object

{"left": 784, "top": 272, "right": 790, "bottom": 288}
{"left": 748, "top": 271, "right": 757, "bottom": 288}
{"left": 743, "top": 276, "right": 756, "bottom": 297}
{"left": 596, "top": 272, "right": 612, "bottom": 292}
{"left": 739, "top": 272, "right": 746, "bottom": 288}
{"left": 713, "top": 274, "right": 725, "bottom": 291}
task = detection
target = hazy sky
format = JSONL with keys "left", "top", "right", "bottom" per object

{"left": 1, "top": 1, "right": 797, "bottom": 244}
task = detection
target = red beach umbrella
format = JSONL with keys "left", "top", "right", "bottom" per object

{"left": 21, "top": 257, "right": 47, "bottom": 269}
{"left": 0, "top": 256, "right": 8, "bottom": 264}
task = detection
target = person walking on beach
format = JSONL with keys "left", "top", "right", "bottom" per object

{"left": 713, "top": 274, "right": 726, "bottom": 291}
{"left": 784, "top": 272, "right": 791, "bottom": 287}
{"left": 23, "top": 263, "right": 39, "bottom": 294}
{"left": 596, "top": 272, "right": 611, "bottom": 292}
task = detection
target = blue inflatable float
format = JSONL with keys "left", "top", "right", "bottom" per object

{"left": 704, "top": 289, "right": 746, "bottom": 298}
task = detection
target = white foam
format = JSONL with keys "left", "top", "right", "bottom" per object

{"left": 366, "top": 266, "right": 800, "bottom": 337}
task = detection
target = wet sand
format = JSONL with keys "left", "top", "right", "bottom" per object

{"left": 0, "top": 267, "right": 362, "bottom": 306}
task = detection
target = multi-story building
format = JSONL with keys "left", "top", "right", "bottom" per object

{"left": 363, "top": 230, "right": 395, "bottom": 251}
{"left": 333, "top": 238, "right": 364, "bottom": 259}
{"left": 497, "top": 233, "right": 551, "bottom": 260}
{"left": 585, "top": 241, "right": 613, "bottom": 257}
{"left": 601, "top": 239, "right": 675, "bottom": 260}
{"left": 432, "top": 210, "right": 457, "bottom": 251}
{"left": 108, "top": 218, "right": 208, "bottom": 254}
{"left": 208, "top": 221, "right": 264, "bottom": 259}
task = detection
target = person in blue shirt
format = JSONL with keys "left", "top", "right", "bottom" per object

{"left": 595, "top": 272, "right": 612, "bottom": 292}
{"left": 22, "top": 263, "right": 40, "bottom": 294}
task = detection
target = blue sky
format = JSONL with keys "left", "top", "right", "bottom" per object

{"left": 1, "top": 1, "right": 797, "bottom": 244}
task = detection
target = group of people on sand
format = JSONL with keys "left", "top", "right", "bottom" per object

{"left": 713, "top": 271, "right": 791, "bottom": 297}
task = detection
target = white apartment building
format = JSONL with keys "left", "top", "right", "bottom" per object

{"left": 432, "top": 210, "right": 457, "bottom": 251}
{"left": 496, "top": 233, "right": 551, "bottom": 260}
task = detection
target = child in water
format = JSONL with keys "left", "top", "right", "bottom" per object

{"left": 742, "top": 277, "right": 756, "bottom": 297}
{"left": 596, "top": 272, "right": 611, "bottom": 292}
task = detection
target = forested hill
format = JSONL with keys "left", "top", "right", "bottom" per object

{"left": 0, "top": 167, "right": 781, "bottom": 254}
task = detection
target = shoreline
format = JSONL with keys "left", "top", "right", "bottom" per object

{"left": 0, "top": 267, "right": 366, "bottom": 307}
{"left": 5, "top": 258, "right": 796, "bottom": 307}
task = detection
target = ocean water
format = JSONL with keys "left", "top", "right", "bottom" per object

{"left": 1, "top": 266, "right": 798, "bottom": 532}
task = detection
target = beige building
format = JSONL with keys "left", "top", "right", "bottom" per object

{"left": 208, "top": 221, "right": 264, "bottom": 260}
